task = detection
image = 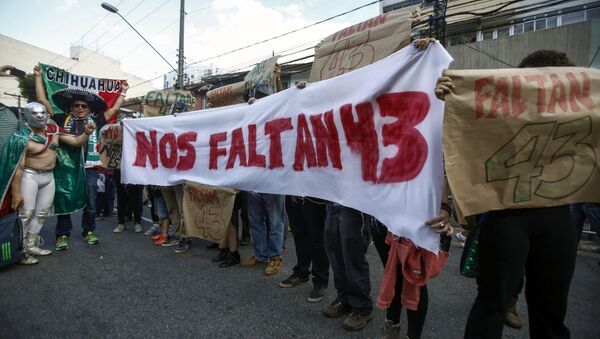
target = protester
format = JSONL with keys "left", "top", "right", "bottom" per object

{"left": 34, "top": 65, "right": 128, "bottom": 249}
{"left": 148, "top": 187, "right": 172, "bottom": 247}
{"left": 145, "top": 186, "right": 163, "bottom": 236}
{"left": 0, "top": 102, "right": 92, "bottom": 264}
{"left": 436, "top": 50, "right": 580, "bottom": 339}
{"left": 212, "top": 192, "right": 245, "bottom": 268}
{"left": 241, "top": 192, "right": 286, "bottom": 275}
{"left": 279, "top": 196, "right": 329, "bottom": 303}
{"left": 321, "top": 204, "right": 373, "bottom": 332}
{"left": 95, "top": 167, "right": 115, "bottom": 219}
{"left": 112, "top": 168, "right": 143, "bottom": 233}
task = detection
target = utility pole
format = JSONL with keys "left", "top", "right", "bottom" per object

{"left": 430, "top": 0, "right": 448, "bottom": 47}
{"left": 4, "top": 92, "right": 21, "bottom": 109}
{"left": 176, "top": 0, "right": 185, "bottom": 89}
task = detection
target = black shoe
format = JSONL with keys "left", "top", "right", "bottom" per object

{"left": 212, "top": 248, "right": 228, "bottom": 262}
{"left": 174, "top": 240, "right": 191, "bottom": 254}
{"left": 321, "top": 301, "right": 352, "bottom": 318}
{"left": 279, "top": 274, "right": 309, "bottom": 288}
{"left": 206, "top": 242, "right": 219, "bottom": 249}
{"left": 307, "top": 285, "right": 327, "bottom": 303}
{"left": 219, "top": 251, "right": 240, "bottom": 267}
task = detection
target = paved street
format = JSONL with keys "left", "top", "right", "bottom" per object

{"left": 1, "top": 211, "right": 599, "bottom": 339}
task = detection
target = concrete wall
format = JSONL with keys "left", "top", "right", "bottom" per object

{"left": 0, "top": 34, "right": 155, "bottom": 107}
{"left": 446, "top": 21, "right": 597, "bottom": 69}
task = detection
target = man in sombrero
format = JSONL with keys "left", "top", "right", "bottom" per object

{"left": 0, "top": 102, "right": 94, "bottom": 264}
{"left": 34, "top": 66, "right": 128, "bottom": 249}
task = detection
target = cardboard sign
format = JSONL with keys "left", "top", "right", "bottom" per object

{"left": 444, "top": 67, "right": 600, "bottom": 216}
{"left": 309, "top": 7, "right": 414, "bottom": 82}
{"left": 142, "top": 89, "right": 195, "bottom": 117}
{"left": 206, "top": 81, "right": 246, "bottom": 108}
{"left": 182, "top": 181, "right": 237, "bottom": 243}
{"left": 244, "top": 55, "right": 279, "bottom": 93}
{"left": 98, "top": 124, "right": 123, "bottom": 169}
{"left": 121, "top": 44, "right": 453, "bottom": 253}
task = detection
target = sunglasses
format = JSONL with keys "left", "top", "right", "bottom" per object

{"left": 72, "top": 103, "right": 89, "bottom": 109}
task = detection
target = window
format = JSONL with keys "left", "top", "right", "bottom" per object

{"left": 497, "top": 27, "right": 510, "bottom": 38}
{"left": 513, "top": 23, "right": 524, "bottom": 35}
{"left": 524, "top": 21, "right": 534, "bottom": 32}
{"left": 535, "top": 19, "right": 546, "bottom": 30}
{"left": 547, "top": 16, "right": 558, "bottom": 28}
{"left": 561, "top": 11, "right": 585, "bottom": 25}
{"left": 482, "top": 29, "right": 494, "bottom": 40}
{"left": 588, "top": 8, "right": 600, "bottom": 20}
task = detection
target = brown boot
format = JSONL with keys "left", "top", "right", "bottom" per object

{"left": 505, "top": 298, "right": 522, "bottom": 329}
{"left": 342, "top": 312, "right": 373, "bottom": 331}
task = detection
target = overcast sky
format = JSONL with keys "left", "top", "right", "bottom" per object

{"left": 0, "top": 0, "right": 381, "bottom": 88}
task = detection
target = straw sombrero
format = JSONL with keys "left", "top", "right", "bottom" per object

{"left": 51, "top": 88, "right": 107, "bottom": 113}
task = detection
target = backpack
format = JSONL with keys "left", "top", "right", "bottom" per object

{"left": 0, "top": 213, "right": 23, "bottom": 267}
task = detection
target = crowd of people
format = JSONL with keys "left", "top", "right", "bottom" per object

{"left": 0, "top": 39, "right": 598, "bottom": 339}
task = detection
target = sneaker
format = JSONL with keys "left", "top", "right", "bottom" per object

{"left": 382, "top": 319, "right": 401, "bottom": 339}
{"left": 264, "top": 256, "right": 282, "bottom": 276}
{"left": 219, "top": 251, "right": 240, "bottom": 268}
{"left": 161, "top": 237, "right": 181, "bottom": 247}
{"left": 154, "top": 234, "right": 168, "bottom": 246}
{"left": 307, "top": 285, "right": 327, "bottom": 303}
{"left": 240, "top": 256, "right": 261, "bottom": 267}
{"left": 134, "top": 223, "right": 143, "bottom": 233}
{"left": 505, "top": 298, "right": 522, "bottom": 329}
{"left": 212, "top": 248, "right": 229, "bottom": 262}
{"left": 174, "top": 240, "right": 191, "bottom": 254}
{"left": 341, "top": 312, "right": 373, "bottom": 332}
{"left": 321, "top": 301, "right": 352, "bottom": 318}
{"left": 144, "top": 224, "right": 161, "bottom": 236}
{"left": 55, "top": 235, "right": 69, "bottom": 251}
{"left": 18, "top": 253, "right": 38, "bottom": 265}
{"left": 84, "top": 231, "right": 100, "bottom": 245}
{"left": 95, "top": 214, "right": 104, "bottom": 221}
{"left": 113, "top": 224, "right": 125, "bottom": 233}
{"left": 279, "top": 274, "right": 309, "bottom": 288}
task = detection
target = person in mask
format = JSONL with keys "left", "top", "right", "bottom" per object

{"left": 0, "top": 102, "right": 93, "bottom": 264}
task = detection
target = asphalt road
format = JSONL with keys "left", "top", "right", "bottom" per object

{"left": 1, "top": 211, "right": 599, "bottom": 339}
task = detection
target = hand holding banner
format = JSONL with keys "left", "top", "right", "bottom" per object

{"left": 121, "top": 44, "right": 453, "bottom": 253}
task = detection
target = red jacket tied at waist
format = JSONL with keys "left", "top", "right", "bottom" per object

{"left": 377, "top": 232, "right": 449, "bottom": 311}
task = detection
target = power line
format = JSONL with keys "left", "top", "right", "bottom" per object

{"left": 130, "top": 0, "right": 385, "bottom": 89}
{"left": 464, "top": 44, "right": 514, "bottom": 67}
{"left": 185, "top": 0, "right": 383, "bottom": 67}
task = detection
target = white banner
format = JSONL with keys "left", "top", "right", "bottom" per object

{"left": 122, "top": 44, "right": 453, "bottom": 253}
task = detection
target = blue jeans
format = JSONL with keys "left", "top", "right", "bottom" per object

{"left": 96, "top": 173, "right": 115, "bottom": 215}
{"left": 55, "top": 168, "right": 98, "bottom": 238}
{"left": 247, "top": 192, "right": 285, "bottom": 262}
{"left": 324, "top": 203, "right": 373, "bottom": 315}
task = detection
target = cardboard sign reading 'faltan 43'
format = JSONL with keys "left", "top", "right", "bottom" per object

{"left": 182, "top": 181, "right": 237, "bottom": 244}
{"left": 444, "top": 67, "right": 600, "bottom": 217}
{"left": 309, "top": 6, "right": 414, "bottom": 82}
{"left": 98, "top": 124, "right": 123, "bottom": 169}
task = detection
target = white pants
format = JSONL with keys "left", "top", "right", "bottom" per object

{"left": 18, "top": 169, "right": 55, "bottom": 236}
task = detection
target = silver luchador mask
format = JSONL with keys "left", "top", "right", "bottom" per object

{"left": 22, "top": 102, "right": 48, "bottom": 129}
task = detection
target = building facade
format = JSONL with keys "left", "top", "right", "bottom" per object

{"left": 0, "top": 34, "right": 155, "bottom": 108}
